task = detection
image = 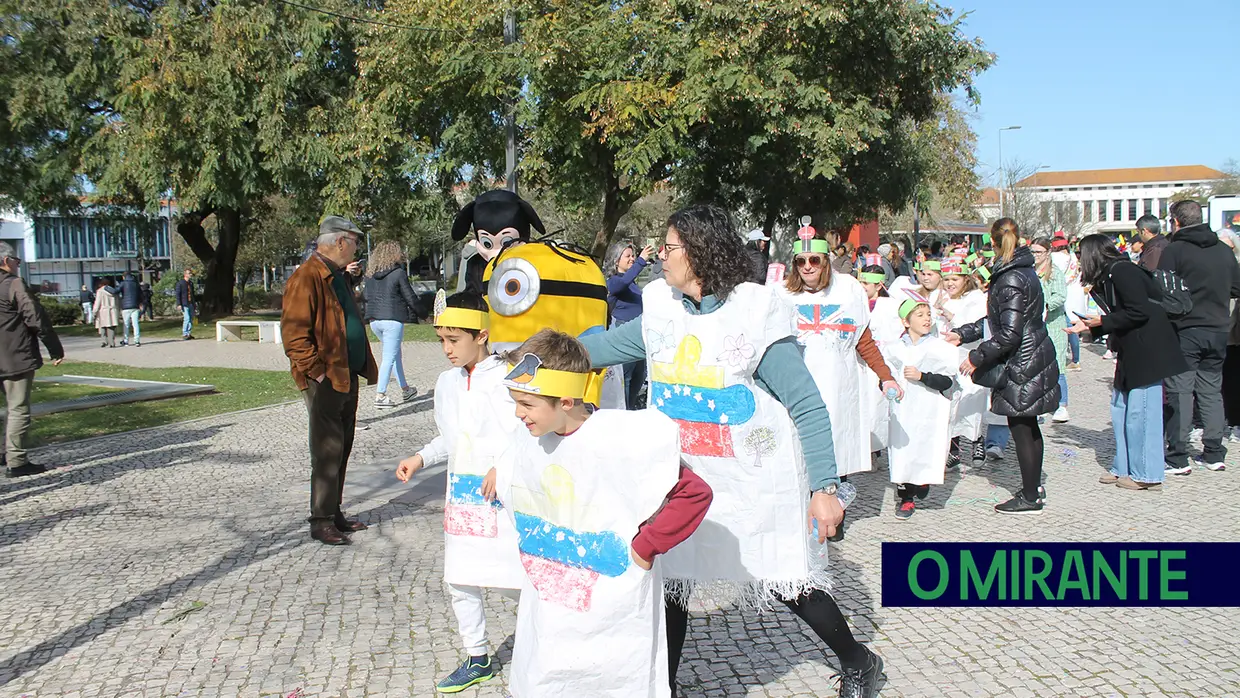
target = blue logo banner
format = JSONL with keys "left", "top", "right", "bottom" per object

{"left": 881, "top": 543, "right": 1240, "bottom": 607}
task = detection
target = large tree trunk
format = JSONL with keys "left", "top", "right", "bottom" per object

{"left": 176, "top": 206, "right": 241, "bottom": 319}
{"left": 590, "top": 168, "right": 635, "bottom": 259}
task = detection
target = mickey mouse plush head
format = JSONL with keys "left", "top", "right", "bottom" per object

{"left": 451, "top": 189, "right": 547, "bottom": 262}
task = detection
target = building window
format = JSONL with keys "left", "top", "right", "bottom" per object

{"left": 1143, "top": 199, "right": 1153, "bottom": 216}
{"left": 1082, "top": 200, "right": 1092, "bottom": 221}
{"left": 1113, "top": 200, "right": 1123, "bottom": 221}
{"left": 1158, "top": 198, "right": 1167, "bottom": 217}
{"left": 1128, "top": 199, "right": 1138, "bottom": 220}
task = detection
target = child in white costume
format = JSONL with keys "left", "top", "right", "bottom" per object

{"left": 496, "top": 329, "right": 712, "bottom": 698}
{"left": 395, "top": 293, "right": 525, "bottom": 694}
{"left": 882, "top": 297, "right": 959, "bottom": 520}
{"left": 778, "top": 240, "right": 901, "bottom": 478}
{"left": 934, "top": 258, "right": 989, "bottom": 465}
{"left": 859, "top": 266, "right": 903, "bottom": 451}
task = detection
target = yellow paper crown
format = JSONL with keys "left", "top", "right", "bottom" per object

{"left": 504, "top": 353, "right": 604, "bottom": 402}
{"left": 434, "top": 307, "right": 489, "bottom": 331}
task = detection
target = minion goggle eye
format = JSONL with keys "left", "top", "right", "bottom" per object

{"left": 490, "top": 257, "right": 541, "bottom": 316}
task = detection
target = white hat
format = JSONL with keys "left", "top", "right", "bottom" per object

{"left": 877, "top": 243, "right": 892, "bottom": 257}
{"left": 747, "top": 229, "right": 770, "bottom": 242}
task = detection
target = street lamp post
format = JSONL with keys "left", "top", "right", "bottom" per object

{"left": 998, "top": 125, "right": 1022, "bottom": 217}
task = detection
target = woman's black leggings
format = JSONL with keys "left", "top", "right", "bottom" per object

{"left": 664, "top": 588, "right": 867, "bottom": 687}
{"left": 1007, "top": 415, "right": 1043, "bottom": 500}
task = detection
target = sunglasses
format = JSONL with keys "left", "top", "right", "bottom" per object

{"left": 795, "top": 255, "right": 825, "bottom": 268}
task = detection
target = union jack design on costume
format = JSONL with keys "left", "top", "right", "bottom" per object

{"left": 796, "top": 304, "right": 858, "bottom": 343}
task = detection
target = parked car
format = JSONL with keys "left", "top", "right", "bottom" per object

{"left": 408, "top": 280, "right": 439, "bottom": 322}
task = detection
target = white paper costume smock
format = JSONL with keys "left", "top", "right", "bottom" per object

{"left": 418, "top": 356, "right": 525, "bottom": 590}
{"left": 942, "top": 289, "right": 989, "bottom": 441}
{"left": 866, "top": 290, "right": 914, "bottom": 450}
{"left": 779, "top": 273, "right": 873, "bottom": 477}
{"left": 641, "top": 279, "right": 826, "bottom": 606}
{"left": 882, "top": 333, "right": 959, "bottom": 486}
{"left": 498, "top": 410, "right": 681, "bottom": 698}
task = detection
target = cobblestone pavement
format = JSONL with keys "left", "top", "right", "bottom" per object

{"left": 4, "top": 340, "right": 1240, "bottom": 697}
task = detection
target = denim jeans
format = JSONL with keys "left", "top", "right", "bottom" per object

{"left": 1111, "top": 383, "right": 1164, "bottom": 483}
{"left": 121, "top": 308, "right": 141, "bottom": 343}
{"left": 370, "top": 320, "right": 408, "bottom": 395}
{"left": 1066, "top": 316, "right": 1080, "bottom": 363}
{"left": 1058, "top": 372, "right": 1068, "bottom": 407}
{"left": 81, "top": 302, "right": 93, "bottom": 324}
{"left": 181, "top": 306, "right": 193, "bottom": 336}
{"left": 986, "top": 423, "right": 1011, "bottom": 451}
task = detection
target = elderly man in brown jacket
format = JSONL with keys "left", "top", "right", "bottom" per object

{"left": 282, "top": 217, "right": 379, "bottom": 545}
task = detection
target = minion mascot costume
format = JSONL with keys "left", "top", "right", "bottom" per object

{"left": 451, "top": 190, "right": 626, "bottom": 408}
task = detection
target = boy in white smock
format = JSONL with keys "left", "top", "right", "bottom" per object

{"left": 495, "top": 329, "right": 713, "bottom": 698}
{"left": 395, "top": 292, "right": 525, "bottom": 693}
{"left": 882, "top": 297, "right": 959, "bottom": 520}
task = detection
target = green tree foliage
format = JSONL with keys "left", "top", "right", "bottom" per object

{"left": 364, "top": 0, "right": 991, "bottom": 255}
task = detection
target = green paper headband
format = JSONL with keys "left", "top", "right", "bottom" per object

{"left": 899, "top": 298, "right": 927, "bottom": 320}
{"left": 858, "top": 272, "right": 886, "bottom": 284}
{"left": 966, "top": 253, "right": 978, "bottom": 265}
{"left": 793, "top": 239, "right": 831, "bottom": 255}
{"left": 921, "top": 260, "right": 942, "bottom": 272}
{"left": 974, "top": 267, "right": 992, "bottom": 281}
{"left": 982, "top": 250, "right": 996, "bottom": 258}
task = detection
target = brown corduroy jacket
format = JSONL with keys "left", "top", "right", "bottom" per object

{"left": 281, "top": 253, "right": 378, "bottom": 392}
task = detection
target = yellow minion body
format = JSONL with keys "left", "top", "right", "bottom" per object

{"left": 482, "top": 242, "right": 609, "bottom": 346}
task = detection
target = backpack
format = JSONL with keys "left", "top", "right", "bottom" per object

{"left": 1149, "top": 268, "right": 1193, "bottom": 318}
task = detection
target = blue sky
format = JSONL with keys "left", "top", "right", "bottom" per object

{"left": 956, "top": 0, "right": 1239, "bottom": 184}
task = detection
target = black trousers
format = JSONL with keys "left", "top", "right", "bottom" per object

{"left": 665, "top": 588, "right": 866, "bottom": 689}
{"left": 302, "top": 376, "right": 359, "bottom": 524}
{"left": 1222, "top": 344, "right": 1240, "bottom": 427}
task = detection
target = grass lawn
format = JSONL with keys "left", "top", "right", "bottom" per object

{"left": 30, "top": 361, "right": 299, "bottom": 446}
{"left": 53, "top": 314, "right": 280, "bottom": 340}
{"left": 30, "top": 381, "right": 121, "bottom": 405}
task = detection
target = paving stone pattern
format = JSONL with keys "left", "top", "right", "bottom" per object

{"left": 5, "top": 340, "right": 1240, "bottom": 697}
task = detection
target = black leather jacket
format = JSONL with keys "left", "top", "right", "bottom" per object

{"left": 957, "top": 246, "right": 1061, "bottom": 417}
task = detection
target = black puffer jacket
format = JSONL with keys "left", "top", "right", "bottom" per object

{"left": 957, "top": 246, "right": 1061, "bottom": 417}
{"left": 363, "top": 265, "right": 418, "bottom": 323}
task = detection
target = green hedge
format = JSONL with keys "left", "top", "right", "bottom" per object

{"left": 39, "top": 296, "right": 86, "bottom": 326}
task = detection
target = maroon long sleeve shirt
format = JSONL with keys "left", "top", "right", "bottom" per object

{"left": 631, "top": 465, "right": 713, "bottom": 562}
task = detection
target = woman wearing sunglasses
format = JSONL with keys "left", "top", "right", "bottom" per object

{"left": 580, "top": 205, "right": 885, "bottom": 698}
{"left": 780, "top": 238, "right": 903, "bottom": 481}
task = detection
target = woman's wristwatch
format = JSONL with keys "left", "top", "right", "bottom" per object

{"left": 814, "top": 484, "right": 838, "bottom": 496}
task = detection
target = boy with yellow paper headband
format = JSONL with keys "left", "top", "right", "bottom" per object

{"left": 395, "top": 292, "right": 526, "bottom": 694}
{"left": 494, "top": 329, "right": 712, "bottom": 698}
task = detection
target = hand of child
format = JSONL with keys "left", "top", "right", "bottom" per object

{"left": 630, "top": 546, "right": 653, "bottom": 571}
{"left": 944, "top": 331, "right": 962, "bottom": 346}
{"left": 903, "top": 366, "right": 922, "bottom": 382}
{"left": 396, "top": 454, "right": 424, "bottom": 483}
{"left": 959, "top": 357, "right": 976, "bottom": 377}
{"left": 481, "top": 467, "right": 498, "bottom": 501}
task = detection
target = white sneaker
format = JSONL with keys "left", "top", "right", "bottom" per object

{"left": 1230, "top": 426, "right": 1240, "bottom": 443}
{"left": 1103, "top": 350, "right": 1114, "bottom": 360}
{"left": 374, "top": 393, "right": 396, "bottom": 409}
{"left": 401, "top": 386, "right": 419, "bottom": 402}
{"left": 1192, "top": 457, "right": 1226, "bottom": 472}
{"left": 1052, "top": 406, "right": 1070, "bottom": 423}
{"left": 1165, "top": 464, "right": 1193, "bottom": 476}
{"left": 985, "top": 445, "right": 1004, "bottom": 461}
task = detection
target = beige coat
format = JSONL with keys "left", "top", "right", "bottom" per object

{"left": 93, "top": 288, "right": 120, "bottom": 329}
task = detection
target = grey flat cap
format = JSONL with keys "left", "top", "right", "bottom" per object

{"left": 319, "top": 216, "right": 362, "bottom": 237}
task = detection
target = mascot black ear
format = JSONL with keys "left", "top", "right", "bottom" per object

{"left": 519, "top": 198, "right": 546, "bottom": 238}
{"left": 451, "top": 201, "right": 476, "bottom": 242}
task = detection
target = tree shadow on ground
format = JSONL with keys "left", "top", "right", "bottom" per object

{"left": 836, "top": 448, "right": 972, "bottom": 531}
{"left": 0, "top": 521, "right": 307, "bottom": 684}
{"left": 0, "top": 426, "right": 233, "bottom": 509}
{"left": 672, "top": 554, "right": 880, "bottom": 697}
{"left": 356, "top": 392, "right": 435, "bottom": 429}
{"left": 0, "top": 502, "right": 110, "bottom": 549}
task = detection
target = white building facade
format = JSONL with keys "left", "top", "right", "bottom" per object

{"left": 1007, "top": 165, "right": 1226, "bottom": 236}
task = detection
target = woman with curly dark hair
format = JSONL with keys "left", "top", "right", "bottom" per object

{"left": 581, "top": 204, "right": 883, "bottom": 698}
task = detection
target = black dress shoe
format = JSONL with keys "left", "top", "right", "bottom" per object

{"left": 7, "top": 463, "right": 47, "bottom": 478}
{"left": 310, "top": 525, "right": 350, "bottom": 546}
{"left": 335, "top": 517, "right": 368, "bottom": 532}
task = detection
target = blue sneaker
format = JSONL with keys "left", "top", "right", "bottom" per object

{"left": 437, "top": 656, "right": 495, "bottom": 693}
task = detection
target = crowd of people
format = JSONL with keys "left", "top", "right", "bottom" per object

{"left": 272, "top": 198, "right": 1238, "bottom": 698}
